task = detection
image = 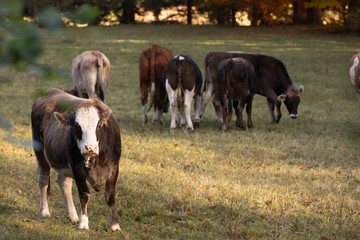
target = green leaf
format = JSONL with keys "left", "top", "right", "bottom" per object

{"left": 37, "top": 7, "right": 64, "bottom": 35}
{"left": 0, "top": 0, "right": 21, "bottom": 18}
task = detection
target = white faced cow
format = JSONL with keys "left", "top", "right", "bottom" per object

{"left": 72, "top": 51, "right": 110, "bottom": 103}
{"left": 31, "top": 89, "right": 121, "bottom": 231}
{"left": 349, "top": 53, "right": 360, "bottom": 102}
{"left": 163, "top": 55, "right": 202, "bottom": 130}
{"left": 201, "top": 52, "right": 304, "bottom": 124}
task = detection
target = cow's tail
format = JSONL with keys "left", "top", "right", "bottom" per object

{"left": 177, "top": 56, "right": 184, "bottom": 106}
{"left": 96, "top": 53, "right": 105, "bottom": 102}
{"left": 147, "top": 45, "right": 157, "bottom": 111}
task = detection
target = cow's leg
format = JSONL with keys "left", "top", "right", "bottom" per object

{"left": 57, "top": 174, "right": 79, "bottom": 224}
{"left": 140, "top": 83, "right": 149, "bottom": 124}
{"left": 166, "top": 80, "right": 177, "bottom": 129}
{"left": 35, "top": 150, "right": 51, "bottom": 218}
{"left": 152, "top": 108, "right": 159, "bottom": 123}
{"left": 267, "top": 98, "right": 275, "bottom": 123}
{"left": 193, "top": 94, "right": 201, "bottom": 128}
{"left": 246, "top": 94, "right": 254, "bottom": 128}
{"left": 200, "top": 83, "right": 214, "bottom": 121}
{"left": 180, "top": 103, "right": 186, "bottom": 127}
{"left": 73, "top": 176, "right": 90, "bottom": 230}
{"left": 236, "top": 98, "right": 246, "bottom": 129}
{"left": 212, "top": 95, "right": 224, "bottom": 125}
{"left": 105, "top": 169, "right": 120, "bottom": 231}
{"left": 184, "top": 89, "right": 195, "bottom": 130}
{"left": 274, "top": 101, "right": 282, "bottom": 123}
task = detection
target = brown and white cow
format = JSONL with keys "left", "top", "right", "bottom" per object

{"left": 201, "top": 52, "right": 304, "bottom": 124}
{"left": 216, "top": 57, "right": 256, "bottom": 130}
{"left": 139, "top": 44, "right": 174, "bottom": 124}
{"left": 31, "top": 89, "right": 121, "bottom": 231}
{"left": 349, "top": 53, "right": 360, "bottom": 102}
{"left": 72, "top": 51, "right": 110, "bottom": 103}
{"left": 163, "top": 55, "right": 203, "bottom": 130}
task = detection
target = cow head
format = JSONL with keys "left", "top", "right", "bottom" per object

{"left": 54, "top": 106, "right": 112, "bottom": 157}
{"left": 277, "top": 85, "right": 304, "bottom": 119}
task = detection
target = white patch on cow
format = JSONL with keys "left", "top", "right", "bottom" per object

{"left": 78, "top": 212, "right": 89, "bottom": 230}
{"left": 111, "top": 223, "right": 121, "bottom": 231}
{"left": 166, "top": 79, "right": 178, "bottom": 129}
{"left": 150, "top": 82, "right": 155, "bottom": 96}
{"left": 289, "top": 114, "right": 298, "bottom": 118}
{"left": 178, "top": 55, "right": 185, "bottom": 61}
{"left": 183, "top": 87, "right": 195, "bottom": 130}
{"left": 350, "top": 57, "right": 359, "bottom": 86}
{"left": 142, "top": 104, "right": 147, "bottom": 123}
{"left": 75, "top": 107, "right": 100, "bottom": 155}
{"left": 57, "top": 175, "right": 79, "bottom": 223}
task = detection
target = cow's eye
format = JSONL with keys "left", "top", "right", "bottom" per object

{"left": 73, "top": 122, "right": 82, "bottom": 139}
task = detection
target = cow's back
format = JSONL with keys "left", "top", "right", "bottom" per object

{"left": 206, "top": 52, "right": 292, "bottom": 96}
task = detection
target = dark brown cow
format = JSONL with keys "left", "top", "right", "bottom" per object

{"left": 216, "top": 57, "right": 256, "bottom": 130}
{"left": 201, "top": 52, "right": 304, "bottom": 124}
{"left": 31, "top": 89, "right": 121, "bottom": 231}
{"left": 139, "top": 44, "right": 174, "bottom": 124}
{"left": 349, "top": 53, "right": 360, "bottom": 102}
{"left": 162, "top": 55, "right": 203, "bottom": 130}
{"left": 72, "top": 51, "right": 110, "bottom": 103}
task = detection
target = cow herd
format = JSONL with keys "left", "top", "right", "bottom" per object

{"left": 30, "top": 45, "right": 309, "bottom": 231}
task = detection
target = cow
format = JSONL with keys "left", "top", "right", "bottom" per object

{"left": 201, "top": 52, "right": 304, "bottom": 124}
{"left": 72, "top": 51, "right": 110, "bottom": 103}
{"left": 31, "top": 88, "right": 121, "bottom": 231}
{"left": 349, "top": 53, "right": 360, "bottom": 102}
{"left": 163, "top": 55, "right": 203, "bottom": 130}
{"left": 216, "top": 57, "right": 256, "bottom": 130}
{"left": 139, "top": 44, "right": 174, "bottom": 124}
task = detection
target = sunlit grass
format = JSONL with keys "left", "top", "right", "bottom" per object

{"left": 1, "top": 25, "right": 360, "bottom": 239}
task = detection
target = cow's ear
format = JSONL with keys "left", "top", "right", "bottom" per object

{"left": 98, "top": 110, "right": 112, "bottom": 128}
{"left": 298, "top": 85, "right": 304, "bottom": 94}
{"left": 54, "top": 112, "right": 70, "bottom": 126}
{"left": 277, "top": 94, "right": 287, "bottom": 102}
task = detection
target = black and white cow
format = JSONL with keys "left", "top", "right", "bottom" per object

{"left": 201, "top": 52, "right": 304, "bottom": 124}
{"left": 216, "top": 57, "right": 256, "bottom": 130}
{"left": 31, "top": 88, "right": 121, "bottom": 231}
{"left": 163, "top": 55, "right": 202, "bottom": 130}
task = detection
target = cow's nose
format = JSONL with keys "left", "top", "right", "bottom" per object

{"left": 289, "top": 114, "right": 298, "bottom": 119}
{"left": 84, "top": 144, "right": 97, "bottom": 154}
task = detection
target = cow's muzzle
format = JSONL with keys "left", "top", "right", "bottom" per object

{"left": 289, "top": 114, "right": 298, "bottom": 119}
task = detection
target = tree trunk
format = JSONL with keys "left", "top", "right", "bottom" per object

{"left": 187, "top": 0, "right": 192, "bottom": 25}
{"left": 306, "top": 7, "right": 322, "bottom": 25}
{"left": 293, "top": 1, "right": 307, "bottom": 24}
{"left": 231, "top": 4, "right": 236, "bottom": 25}
{"left": 345, "top": 0, "right": 360, "bottom": 29}
{"left": 121, "top": 1, "right": 136, "bottom": 24}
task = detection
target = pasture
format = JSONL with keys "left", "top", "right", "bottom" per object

{"left": 0, "top": 25, "right": 360, "bottom": 239}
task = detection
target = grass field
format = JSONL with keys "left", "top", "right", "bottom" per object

{"left": 1, "top": 24, "right": 360, "bottom": 239}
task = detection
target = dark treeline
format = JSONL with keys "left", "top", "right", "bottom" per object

{"left": 20, "top": 0, "right": 360, "bottom": 29}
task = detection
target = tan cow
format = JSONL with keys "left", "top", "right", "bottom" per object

{"left": 349, "top": 53, "right": 360, "bottom": 102}
{"left": 72, "top": 51, "right": 110, "bottom": 103}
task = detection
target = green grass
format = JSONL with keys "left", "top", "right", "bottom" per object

{"left": 1, "top": 24, "right": 360, "bottom": 239}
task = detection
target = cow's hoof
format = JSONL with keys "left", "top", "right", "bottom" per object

{"left": 193, "top": 121, "right": 200, "bottom": 129}
{"left": 78, "top": 224, "right": 89, "bottom": 230}
{"left": 69, "top": 216, "right": 79, "bottom": 224}
{"left": 110, "top": 223, "right": 121, "bottom": 231}
{"left": 40, "top": 209, "right": 50, "bottom": 218}
{"left": 142, "top": 115, "right": 148, "bottom": 124}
